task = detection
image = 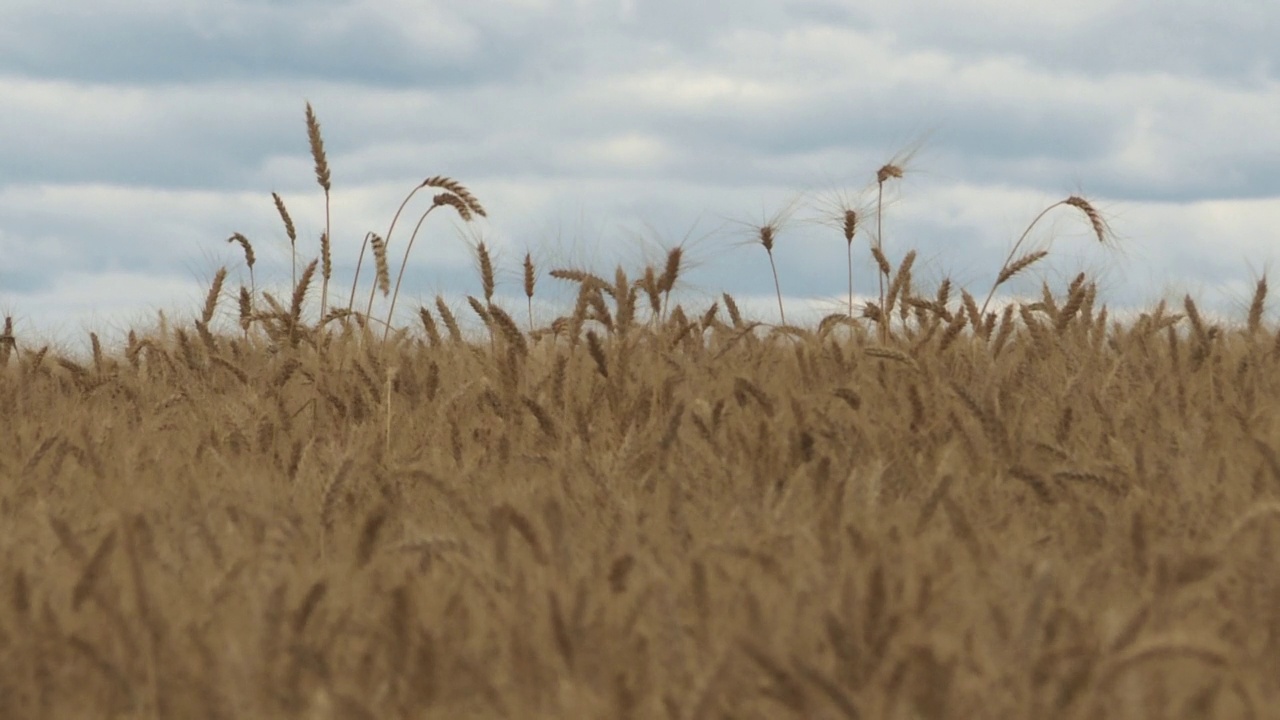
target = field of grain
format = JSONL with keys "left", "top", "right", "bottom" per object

{"left": 3, "top": 106, "right": 1279, "bottom": 719}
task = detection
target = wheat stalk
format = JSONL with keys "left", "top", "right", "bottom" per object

{"left": 418, "top": 306, "right": 441, "bottom": 347}
{"left": 882, "top": 249, "right": 916, "bottom": 331}
{"left": 289, "top": 259, "right": 318, "bottom": 348}
{"left": 383, "top": 184, "right": 483, "bottom": 343}
{"left": 0, "top": 316, "right": 14, "bottom": 366}
{"left": 873, "top": 143, "right": 918, "bottom": 333}
{"left": 1056, "top": 273, "right": 1088, "bottom": 332}
{"left": 236, "top": 286, "right": 253, "bottom": 334}
{"left": 523, "top": 252, "right": 537, "bottom": 331}
{"left": 226, "top": 233, "right": 255, "bottom": 296}
{"left": 346, "top": 174, "right": 483, "bottom": 332}
{"left": 808, "top": 192, "right": 870, "bottom": 317}
{"left": 476, "top": 242, "right": 496, "bottom": 303}
{"left": 435, "top": 296, "right": 462, "bottom": 343}
{"left": 1064, "top": 194, "right": 1108, "bottom": 244}
{"left": 422, "top": 176, "right": 487, "bottom": 219}
{"left": 808, "top": 187, "right": 869, "bottom": 320}
{"left": 980, "top": 195, "right": 1110, "bottom": 317}
{"left": 366, "top": 233, "right": 390, "bottom": 298}
{"left": 271, "top": 191, "right": 297, "bottom": 290}
{"left": 722, "top": 293, "right": 744, "bottom": 329}
{"left": 432, "top": 192, "right": 472, "bottom": 221}
{"left": 586, "top": 330, "right": 609, "bottom": 377}
{"left": 466, "top": 296, "right": 492, "bottom": 330}
{"left": 864, "top": 346, "right": 917, "bottom": 369}
{"left": 304, "top": 103, "right": 332, "bottom": 319}
{"left": 1248, "top": 275, "right": 1267, "bottom": 335}
{"left": 657, "top": 247, "right": 683, "bottom": 319}
{"left": 488, "top": 303, "right": 528, "bottom": 357}
{"left": 201, "top": 267, "right": 227, "bottom": 327}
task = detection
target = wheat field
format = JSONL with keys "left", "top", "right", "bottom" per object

{"left": 2, "top": 105, "right": 1279, "bottom": 719}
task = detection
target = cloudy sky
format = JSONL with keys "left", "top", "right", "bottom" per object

{"left": 2, "top": 0, "right": 1278, "bottom": 349}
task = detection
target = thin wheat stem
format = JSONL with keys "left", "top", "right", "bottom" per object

{"left": 383, "top": 192, "right": 476, "bottom": 344}
{"left": 384, "top": 205, "right": 443, "bottom": 344}
{"left": 847, "top": 242, "right": 854, "bottom": 318}
{"left": 768, "top": 249, "right": 786, "bottom": 325}
{"left": 979, "top": 196, "right": 1107, "bottom": 317}
{"left": 355, "top": 183, "right": 429, "bottom": 322}
{"left": 273, "top": 192, "right": 297, "bottom": 297}
{"left": 305, "top": 103, "right": 332, "bottom": 323}
{"left": 876, "top": 181, "right": 886, "bottom": 324}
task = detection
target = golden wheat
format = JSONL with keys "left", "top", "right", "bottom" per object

{"left": 304, "top": 103, "right": 333, "bottom": 318}
{"left": 523, "top": 252, "right": 537, "bottom": 330}
{"left": 3, "top": 103, "right": 1275, "bottom": 719}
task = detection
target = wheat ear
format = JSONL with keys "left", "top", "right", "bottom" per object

{"left": 657, "top": 247, "right": 683, "bottom": 320}
{"left": 0, "top": 316, "right": 14, "bottom": 366}
{"left": 226, "top": 233, "right": 256, "bottom": 298}
{"left": 477, "top": 242, "right": 496, "bottom": 303}
{"left": 290, "top": 259, "right": 318, "bottom": 348}
{"left": 523, "top": 252, "right": 537, "bottom": 331}
{"left": 368, "top": 233, "right": 390, "bottom": 298}
{"left": 201, "top": 267, "right": 227, "bottom": 326}
{"left": 1248, "top": 275, "right": 1267, "bottom": 334}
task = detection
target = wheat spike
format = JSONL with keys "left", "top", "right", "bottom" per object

{"left": 996, "top": 250, "right": 1049, "bottom": 286}
{"left": 370, "top": 233, "right": 391, "bottom": 297}
{"left": 1248, "top": 276, "right": 1267, "bottom": 334}
{"left": 202, "top": 267, "right": 227, "bottom": 326}
{"left": 435, "top": 297, "right": 462, "bottom": 343}
{"left": 476, "top": 242, "right": 496, "bottom": 303}
{"left": 289, "top": 259, "right": 318, "bottom": 347}
{"left": 523, "top": 252, "right": 537, "bottom": 330}
{"left": 226, "top": 234, "right": 255, "bottom": 271}
{"left": 587, "top": 331, "right": 609, "bottom": 377}
{"left": 304, "top": 102, "right": 330, "bottom": 192}
{"left": 1064, "top": 195, "right": 1109, "bottom": 244}
{"left": 488, "top": 303, "right": 528, "bottom": 357}
{"left": 433, "top": 193, "right": 473, "bottom": 222}
{"left": 418, "top": 306, "right": 441, "bottom": 347}
{"left": 658, "top": 247, "right": 683, "bottom": 295}
{"left": 421, "top": 175, "right": 487, "bottom": 218}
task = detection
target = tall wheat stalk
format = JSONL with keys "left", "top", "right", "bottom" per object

{"left": 979, "top": 195, "right": 1110, "bottom": 317}
{"left": 524, "top": 252, "right": 537, "bottom": 331}
{"left": 383, "top": 182, "right": 486, "bottom": 343}
{"left": 874, "top": 163, "right": 904, "bottom": 339}
{"left": 737, "top": 199, "right": 799, "bottom": 326}
{"left": 808, "top": 186, "right": 873, "bottom": 320}
{"left": 305, "top": 103, "right": 332, "bottom": 318}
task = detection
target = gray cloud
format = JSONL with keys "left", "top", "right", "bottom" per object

{"left": 0, "top": 1, "right": 539, "bottom": 86}
{"left": 808, "top": 0, "right": 1279, "bottom": 82}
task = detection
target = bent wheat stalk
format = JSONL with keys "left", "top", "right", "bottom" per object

{"left": 351, "top": 176, "right": 487, "bottom": 329}
{"left": 980, "top": 195, "right": 1110, "bottom": 317}
{"left": 383, "top": 189, "right": 484, "bottom": 343}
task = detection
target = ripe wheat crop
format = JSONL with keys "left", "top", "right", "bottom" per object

{"left": 0, "top": 105, "right": 1277, "bottom": 719}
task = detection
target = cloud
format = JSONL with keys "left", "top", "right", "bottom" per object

{"left": 1, "top": 0, "right": 1278, "bottom": 348}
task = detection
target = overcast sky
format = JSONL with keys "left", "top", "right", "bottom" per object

{"left": 2, "top": 0, "right": 1278, "bottom": 349}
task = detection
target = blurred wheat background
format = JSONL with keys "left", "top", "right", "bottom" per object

{"left": 1, "top": 106, "right": 1279, "bottom": 719}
